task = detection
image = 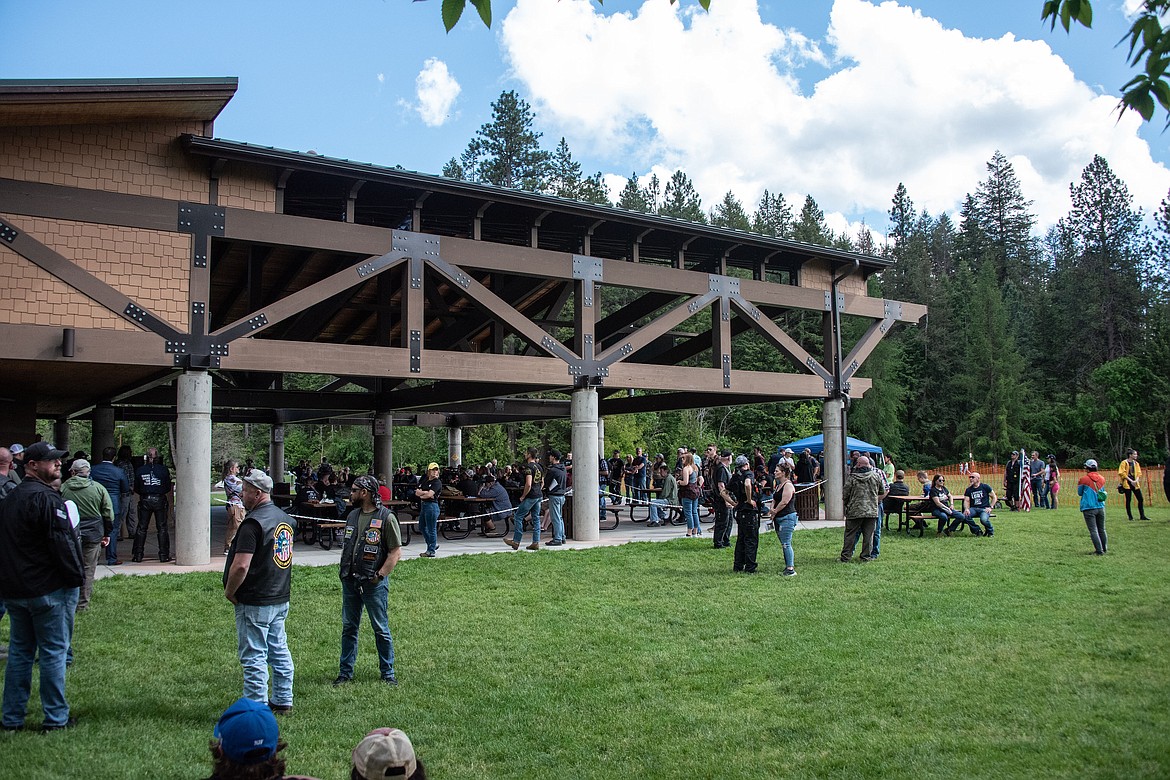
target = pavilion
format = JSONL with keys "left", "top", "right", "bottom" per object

{"left": 0, "top": 77, "right": 926, "bottom": 563}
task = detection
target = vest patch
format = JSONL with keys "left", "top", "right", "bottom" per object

{"left": 365, "top": 528, "right": 380, "bottom": 545}
{"left": 370, "top": 517, "right": 382, "bottom": 529}
{"left": 273, "top": 523, "right": 295, "bottom": 569}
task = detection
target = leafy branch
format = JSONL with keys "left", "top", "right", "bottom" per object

{"left": 422, "top": 0, "right": 711, "bottom": 33}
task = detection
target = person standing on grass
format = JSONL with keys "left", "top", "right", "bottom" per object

{"left": 678, "top": 452, "right": 703, "bottom": 538}
{"left": 1077, "top": 459, "right": 1109, "bottom": 555}
{"left": 1004, "top": 450, "right": 1022, "bottom": 510}
{"left": 414, "top": 463, "right": 442, "bottom": 558}
{"left": 841, "top": 455, "right": 884, "bottom": 562}
{"left": 1046, "top": 456, "right": 1061, "bottom": 510}
{"left": 543, "top": 450, "right": 568, "bottom": 546}
{"left": 729, "top": 455, "right": 758, "bottom": 573}
{"left": 132, "top": 446, "right": 172, "bottom": 563}
{"left": 60, "top": 458, "right": 114, "bottom": 611}
{"left": 711, "top": 449, "right": 734, "bottom": 549}
{"left": 90, "top": 447, "right": 128, "bottom": 566}
{"left": 0, "top": 442, "right": 82, "bottom": 733}
{"left": 223, "top": 470, "right": 296, "bottom": 715}
{"left": 334, "top": 475, "right": 401, "bottom": 687}
{"left": 1029, "top": 451, "right": 1046, "bottom": 510}
{"left": 768, "top": 462, "right": 799, "bottom": 577}
{"left": 1118, "top": 449, "right": 1150, "bottom": 521}
{"left": 506, "top": 448, "right": 543, "bottom": 551}
{"left": 961, "top": 472, "right": 996, "bottom": 538}
{"left": 222, "top": 460, "right": 245, "bottom": 556}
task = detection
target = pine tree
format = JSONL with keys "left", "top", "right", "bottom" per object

{"left": 1066, "top": 155, "right": 1147, "bottom": 362}
{"left": 751, "top": 190, "right": 793, "bottom": 238}
{"left": 792, "top": 195, "right": 830, "bottom": 246}
{"left": 709, "top": 191, "right": 750, "bottom": 230}
{"left": 973, "top": 151, "right": 1040, "bottom": 289}
{"left": 643, "top": 174, "right": 662, "bottom": 214}
{"left": 660, "top": 170, "right": 704, "bottom": 223}
{"left": 442, "top": 157, "right": 466, "bottom": 180}
{"left": 578, "top": 172, "right": 612, "bottom": 206}
{"left": 616, "top": 173, "right": 651, "bottom": 212}
{"left": 548, "top": 137, "right": 584, "bottom": 199}
{"left": 459, "top": 90, "right": 551, "bottom": 191}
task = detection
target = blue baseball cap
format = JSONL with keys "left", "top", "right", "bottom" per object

{"left": 213, "top": 697, "right": 279, "bottom": 764}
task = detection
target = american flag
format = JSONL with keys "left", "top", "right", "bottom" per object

{"left": 1018, "top": 447, "right": 1031, "bottom": 511}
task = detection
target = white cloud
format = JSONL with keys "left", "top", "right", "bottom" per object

{"left": 500, "top": 0, "right": 1170, "bottom": 233}
{"left": 377, "top": 72, "right": 385, "bottom": 84}
{"left": 409, "top": 58, "right": 461, "bottom": 127}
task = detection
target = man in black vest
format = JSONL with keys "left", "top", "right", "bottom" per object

{"left": 223, "top": 470, "right": 296, "bottom": 714}
{"left": 711, "top": 449, "right": 734, "bottom": 550}
{"left": 543, "top": 451, "right": 568, "bottom": 546}
{"left": 334, "top": 475, "right": 402, "bottom": 687}
{"left": 729, "top": 456, "right": 758, "bottom": 573}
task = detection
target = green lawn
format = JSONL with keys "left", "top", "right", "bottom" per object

{"left": 3, "top": 509, "right": 1169, "bottom": 779}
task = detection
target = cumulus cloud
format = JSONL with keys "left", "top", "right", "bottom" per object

{"left": 409, "top": 58, "right": 461, "bottom": 127}
{"left": 500, "top": 0, "right": 1169, "bottom": 232}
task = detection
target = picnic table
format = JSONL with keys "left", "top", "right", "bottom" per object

{"left": 295, "top": 499, "right": 348, "bottom": 549}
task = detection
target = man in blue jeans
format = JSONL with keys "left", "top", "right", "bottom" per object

{"left": 223, "top": 470, "right": 296, "bottom": 714}
{"left": 0, "top": 442, "right": 83, "bottom": 732}
{"left": 334, "top": 475, "right": 402, "bottom": 686}
{"left": 543, "top": 450, "right": 568, "bottom": 545}
{"left": 506, "top": 448, "right": 544, "bottom": 551}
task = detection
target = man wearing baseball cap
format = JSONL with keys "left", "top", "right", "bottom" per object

{"left": 414, "top": 463, "right": 442, "bottom": 558}
{"left": 223, "top": 470, "right": 297, "bottom": 714}
{"left": 0, "top": 442, "right": 83, "bottom": 732}
{"left": 352, "top": 727, "right": 427, "bottom": 780}
{"left": 334, "top": 475, "right": 402, "bottom": 687}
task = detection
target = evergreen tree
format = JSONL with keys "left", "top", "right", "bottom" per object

{"left": 709, "top": 190, "right": 750, "bottom": 230}
{"left": 751, "top": 189, "right": 793, "bottom": 238}
{"left": 442, "top": 157, "right": 466, "bottom": 180}
{"left": 792, "top": 195, "right": 831, "bottom": 246}
{"left": 957, "top": 262, "right": 1030, "bottom": 459}
{"left": 459, "top": 90, "right": 551, "bottom": 191}
{"left": 548, "top": 137, "right": 584, "bottom": 199}
{"left": 660, "top": 170, "right": 705, "bottom": 223}
{"left": 643, "top": 174, "right": 662, "bottom": 214}
{"left": 973, "top": 151, "right": 1041, "bottom": 289}
{"left": 578, "top": 172, "right": 612, "bottom": 206}
{"left": 616, "top": 173, "right": 651, "bottom": 212}
{"left": 1065, "top": 155, "right": 1147, "bottom": 362}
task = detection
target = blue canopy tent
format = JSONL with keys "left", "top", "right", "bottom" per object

{"left": 776, "top": 435, "right": 883, "bottom": 457}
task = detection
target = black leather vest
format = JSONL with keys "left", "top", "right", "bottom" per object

{"left": 224, "top": 501, "right": 295, "bottom": 605}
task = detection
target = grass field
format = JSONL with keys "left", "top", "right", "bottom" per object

{"left": 2, "top": 508, "right": 1169, "bottom": 779}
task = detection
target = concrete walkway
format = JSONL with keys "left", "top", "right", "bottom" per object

{"left": 96, "top": 504, "right": 842, "bottom": 580}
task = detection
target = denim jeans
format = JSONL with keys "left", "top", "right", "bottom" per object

{"left": 234, "top": 602, "right": 293, "bottom": 707}
{"left": 1083, "top": 508, "right": 1107, "bottom": 553}
{"left": 512, "top": 496, "right": 541, "bottom": 544}
{"left": 105, "top": 495, "right": 121, "bottom": 563}
{"left": 932, "top": 508, "right": 969, "bottom": 534}
{"left": 873, "top": 503, "right": 884, "bottom": 556}
{"left": 968, "top": 508, "right": 994, "bottom": 534}
{"left": 2, "top": 588, "right": 74, "bottom": 728}
{"left": 681, "top": 496, "right": 700, "bottom": 532}
{"left": 420, "top": 501, "right": 440, "bottom": 554}
{"left": 340, "top": 578, "right": 395, "bottom": 679}
{"left": 647, "top": 498, "right": 669, "bottom": 523}
{"left": 133, "top": 496, "right": 169, "bottom": 560}
{"left": 547, "top": 495, "right": 566, "bottom": 542}
{"left": 773, "top": 511, "right": 798, "bottom": 569}
{"left": 1038, "top": 481, "right": 1051, "bottom": 509}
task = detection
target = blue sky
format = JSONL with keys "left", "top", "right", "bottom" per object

{"left": 3, "top": 0, "right": 1167, "bottom": 239}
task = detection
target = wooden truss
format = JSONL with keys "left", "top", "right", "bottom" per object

{"left": 0, "top": 176, "right": 926, "bottom": 421}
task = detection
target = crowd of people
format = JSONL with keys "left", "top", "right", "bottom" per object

{"left": 0, "top": 433, "right": 1160, "bottom": 772}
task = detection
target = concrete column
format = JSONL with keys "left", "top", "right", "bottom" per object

{"left": 92, "top": 404, "right": 115, "bottom": 461}
{"left": 53, "top": 418, "right": 70, "bottom": 453}
{"left": 175, "top": 371, "right": 212, "bottom": 566}
{"left": 447, "top": 426, "right": 462, "bottom": 468}
{"left": 597, "top": 418, "right": 605, "bottom": 463}
{"left": 571, "top": 387, "right": 600, "bottom": 541}
{"left": 269, "top": 424, "right": 285, "bottom": 482}
{"left": 373, "top": 413, "right": 393, "bottom": 480}
{"left": 822, "top": 398, "right": 845, "bottom": 522}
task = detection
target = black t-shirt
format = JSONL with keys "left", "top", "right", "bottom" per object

{"left": 965, "top": 483, "right": 993, "bottom": 509}
{"left": 234, "top": 519, "right": 262, "bottom": 555}
{"left": 419, "top": 476, "right": 442, "bottom": 504}
{"left": 524, "top": 461, "right": 543, "bottom": 500}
